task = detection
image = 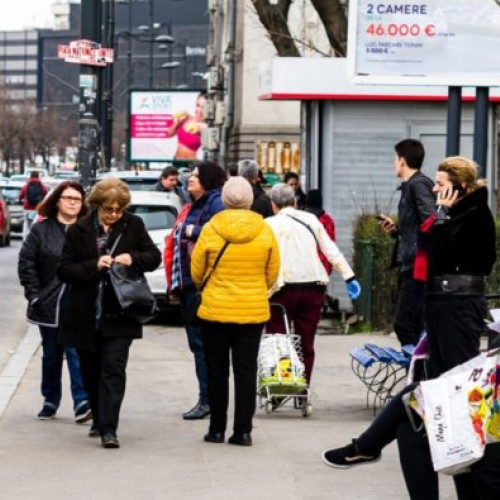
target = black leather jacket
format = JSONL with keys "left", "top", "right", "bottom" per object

{"left": 392, "top": 171, "right": 435, "bottom": 273}
{"left": 428, "top": 187, "right": 495, "bottom": 279}
{"left": 18, "top": 218, "right": 69, "bottom": 327}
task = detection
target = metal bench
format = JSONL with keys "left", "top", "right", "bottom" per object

{"left": 350, "top": 343, "right": 413, "bottom": 413}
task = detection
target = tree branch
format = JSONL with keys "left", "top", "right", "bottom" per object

{"left": 310, "top": 0, "right": 348, "bottom": 56}
{"left": 251, "top": 0, "right": 301, "bottom": 57}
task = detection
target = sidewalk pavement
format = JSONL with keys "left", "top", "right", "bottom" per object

{"left": 0, "top": 323, "right": 457, "bottom": 500}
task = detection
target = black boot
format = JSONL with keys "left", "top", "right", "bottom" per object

{"left": 228, "top": 432, "right": 252, "bottom": 446}
{"left": 182, "top": 401, "right": 210, "bottom": 420}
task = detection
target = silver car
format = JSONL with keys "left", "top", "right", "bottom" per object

{"left": 128, "top": 191, "right": 183, "bottom": 312}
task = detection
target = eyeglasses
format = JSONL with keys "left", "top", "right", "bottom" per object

{"left": 60, "top": 196, "right": 83, "bottom": 204}
{"left": 100, "top": 206, "right": 124, "bottom": 215}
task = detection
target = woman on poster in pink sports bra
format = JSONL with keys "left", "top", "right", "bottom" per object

{"left": 167, "top": 92, "right": 207, "bottom": 160}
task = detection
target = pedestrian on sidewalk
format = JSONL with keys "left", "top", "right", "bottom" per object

{"left": 57, "top": 178, "right": 161, "bottom": 449}
{"left": 284, "top": 172, "right": 306, "bottom": 210}
{"left": 238, "top": 159, "right": 273, "bottom": 218}
{"left": 150, "top": 165, "right": 189, "bottom": 205}
{"left": 323, "top": 156, "right": 500, "bottom": 499}
{"left": 191, "top": 176, "right": 279, "bottom": 446}
{"left": 18, "top": 171, "right": 48, "bottom": 240}
{"left": 378, "top": 139, "right": 435, "bottom": 347}
{"left": 165, "top": 161, "right": 226, "bottom": 420}
{"left": 305, "top": 189, "right": 336, "bottom": 275}
{"left": 18, "top": 181, "right": 92, "bottom": 423}
{"left": 265, "top": 183, "right": 360, "bottom": 384}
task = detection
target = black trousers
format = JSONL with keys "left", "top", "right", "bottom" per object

{"left": 77, "top": 336, "right": 133, "bottom": 436}
{"left": 201, "top": 321, "right": 263, "bottom": 434}
{"left": 358, "top": 386, "right": 500, "bottom": 499}
{"left": 425, "top": 294, "right": 486, "bottom": 378}
{"left": 393, "top": 271, "right": 426, "bottom": 347}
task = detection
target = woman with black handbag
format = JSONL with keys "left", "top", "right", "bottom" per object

{"left": 57, "top": 177, "right": 161, "bottom": 449}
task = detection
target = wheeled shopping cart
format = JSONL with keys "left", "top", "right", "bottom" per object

{"left": 257, "top": 303, "right": 313, "bottom": 417}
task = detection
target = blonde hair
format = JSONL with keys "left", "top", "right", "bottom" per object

{"left": 437, "top": 156, "right": 486, "bottom": 194}
{"left": 87, "top": 177, "right": 131, "bottom": 209}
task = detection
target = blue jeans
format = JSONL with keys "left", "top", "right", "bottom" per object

{"left": 39, "top": 326, "right": 89, "bottom": 412}
{"left": 179, "top": 288, "right": 209, "bottom": 405}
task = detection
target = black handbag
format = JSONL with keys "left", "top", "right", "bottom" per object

{"left": 183, "top": 241, "right": 230, "bottom": 326}
{"left": 101, "top": 230, "right": 158, "bottom": 325}
{"left": 108, "top": 263, "right": 158, "bottom": 324}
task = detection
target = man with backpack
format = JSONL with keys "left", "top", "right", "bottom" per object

{"left": 18, "top": 171, "right": 48, "bottom": 240}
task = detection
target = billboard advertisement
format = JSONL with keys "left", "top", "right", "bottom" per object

{"left": 347, "top": 1, "right": 500, "bottom": 86}
{"left": 129, "top": 89, "right": 206, "bottom": 162}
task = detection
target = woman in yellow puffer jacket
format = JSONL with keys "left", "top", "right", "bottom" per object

{"left": 191, "top": 176, "right": 279, "bottom": 447}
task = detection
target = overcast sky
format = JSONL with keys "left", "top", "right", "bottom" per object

{"left": 0, "top": 0, "right": 69, "bottom": 30}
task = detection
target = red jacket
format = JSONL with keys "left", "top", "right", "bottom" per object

{"left": 164, "top": 203, "right": 191, "bottom": 291}
{"left": 18, "top": 179, "right": 48, "bottom": 210}
{"left": 318, "top": 211, "right": 336, "bottom": 275}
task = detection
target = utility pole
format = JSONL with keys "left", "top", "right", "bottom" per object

{"left": 78, "top": 0, "right": 102, "bottom": 188}
{"left": 102, "top": 0, "right": 115, "bottom": 171}
{"left": 149, "top": 0, "right": 154, "bottom": 88}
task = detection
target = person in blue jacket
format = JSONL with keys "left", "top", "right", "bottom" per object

{"left": 169, "top": 161, "right": 226, "bottom": 420}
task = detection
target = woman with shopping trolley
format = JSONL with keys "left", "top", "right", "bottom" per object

{"left": 265, "top": 183, "right": 361, "bottom": 386}
{"left": 190, "top": 176, "right": 280, "bottom": 446}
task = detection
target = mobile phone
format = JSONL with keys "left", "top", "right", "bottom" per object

{"left": 452, "top": 185, "right": 465, "bottom": 196}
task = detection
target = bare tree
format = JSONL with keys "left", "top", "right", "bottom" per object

{"left": 30, "top": 107, "right": 61, "bottom": 168}
{"left": 0, "top": 90, "right": 23, "bottom": 176}
{"left": 251, "top": 0, "right": 301, "bottom": 56}
{"left": 310, "top": 0, "right": 348, "bottom": 56}
{"left": 252, "top": 0, "right": 348, "bottom": 57}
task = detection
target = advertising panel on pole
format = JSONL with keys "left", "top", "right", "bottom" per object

{"left": 347, "top": 1, "right": 500, "bottom": 86}
{"left": 129, "top": 90, "right": 206, "bottom": 162}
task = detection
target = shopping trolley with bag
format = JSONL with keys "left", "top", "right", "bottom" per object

{"left": 257, "top": 303, "right": 313, "bottom": 417}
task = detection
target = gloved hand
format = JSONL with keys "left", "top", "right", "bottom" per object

{"left": 346, "top": 279, "right": 361, "bottom": 300}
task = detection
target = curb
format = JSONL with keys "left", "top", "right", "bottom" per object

{"left": 0, "top": 325, "right": 39, "bottom": 419}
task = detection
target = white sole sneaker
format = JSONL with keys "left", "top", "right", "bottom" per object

{"left": 322, "top": 449, "right": 382, "bottom": 469}
{"left": 75, "top": 408, "right": 92, "bottom": 424}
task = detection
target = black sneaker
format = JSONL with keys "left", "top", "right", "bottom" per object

{"left": 322, "top": 440, "right": 381, "bottom": 469}
{"left": 37, "top": 405, "right": 57, "bottom": 420}
{"left": 74, "top": 403, "right": 92, "bottom": 424}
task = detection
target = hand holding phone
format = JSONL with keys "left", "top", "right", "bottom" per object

{"left": 377, "top": 214, "right": 397, "bottom": 234}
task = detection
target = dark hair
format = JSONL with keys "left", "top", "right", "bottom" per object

{"left": 283, "top": 172, "right": 299, "bottom": 183}
{"left": 37, "top": 181, "right": 87, "bottom": 219}
{"left": 394, "top": 139, "right": 425, "bottom": 170}
{"left": 225, "top": 164, "right": 239, "bottom": 178}
{"left": 197, "top": 161, "right": 226, "bottom": 191}
{"left": 305, "top": 189, "right": 323, "bottom": 209}
{"left": 30, "top": 171, "right": 40, "bottom": 179}
{"left": 160, "top": 166, "right": 178, "bottom": 179}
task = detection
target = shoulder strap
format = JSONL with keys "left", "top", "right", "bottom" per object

{"left": 285, "top": 214, "right": 318, "bottom": 245}
{"left": 107, "top": 222, "right": 128, "bottom": 257}
{"left": 200, "top": 241, "right": 230, "bottom": 292}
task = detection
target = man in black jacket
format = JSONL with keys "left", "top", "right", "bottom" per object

{"left": 238, "top": 159, "right": 273, "bottom": 218}
{"left": 378, "top": 139, "right": 435, "bottom": 347}
{"left": 151, "top": 166, "right": 189, "bottom": 204}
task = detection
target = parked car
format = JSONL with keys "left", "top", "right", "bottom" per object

{"left": 53, "top": 170, "right": 81, "bottom": 181}
{"left": 9, "top": 174, "right": 29, "bottom": 183}
{"left": 0, "top": 179, "right": 24, "bottom": 236}
{"left": 0, "top": 188, "right": 12, "bottom": 247}
{"left": 96, "top": 170, "right": 159, "bottom": 191}
{"left": 25, "top": 167, "right": 50, "bottom": 178}
{"left": 127, "top": 191, "right": 183, "bottom": 311}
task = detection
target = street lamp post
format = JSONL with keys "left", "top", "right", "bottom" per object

{"left": 149, "top": 0, "right": 154, "bottom": 87}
